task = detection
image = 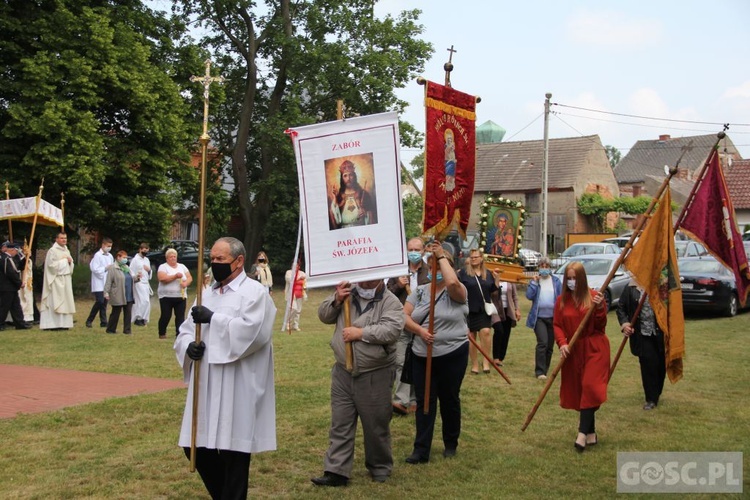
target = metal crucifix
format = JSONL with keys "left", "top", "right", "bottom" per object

{"left": 444, "top": 45, "right": 457, "bottom": 87}
{"left": 187, "top": 58, "right": 223, "bottom": 473}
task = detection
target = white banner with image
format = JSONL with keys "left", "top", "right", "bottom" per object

{"left": 289, "top": 112, "right": 407, "bottom": 287}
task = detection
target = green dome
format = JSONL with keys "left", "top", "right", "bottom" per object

{"left": 476, "top": 120, "right": 506, "bottom": 144}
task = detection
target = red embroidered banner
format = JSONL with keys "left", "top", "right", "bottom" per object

{"left": 679, "top": 148, "right": 750, "bottom": 306}
{"left": 422, "top": 81, "right": 476, "bottom": 240}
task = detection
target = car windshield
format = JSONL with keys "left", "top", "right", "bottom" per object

{"left": 558, "top": 258, "right": 612, "bottom": 276}
{"left": 679, "top": 260, "right": 723, "bottom": 274}
{"left": 562, "top": 245, "right": 605, "bottom": 257}
{"left": 577, "top": 259, "right": 612, "bottom": 275}
{"left": 674, "top": 242, "right": 688, "bottom": 257}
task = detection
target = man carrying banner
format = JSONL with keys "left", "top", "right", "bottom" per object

{"left": 617, "top": 282, "right": 666, "bottom": 410}
{"left": 328, "top": 160, "right": 377, "bottom": 230}
{"left": 623, "top": 187, "right": 684, "bottom": 384}
{"left": 312, "top": 279, "right": 403, "bottom": 486}
{"left": 1, "top": 241, "right": 30, "bottom": 330}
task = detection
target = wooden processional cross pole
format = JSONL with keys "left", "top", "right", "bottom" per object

{"left": 188, "top": 59, "right": 223, "bottom": 473}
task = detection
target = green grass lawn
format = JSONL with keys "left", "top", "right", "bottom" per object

{"left": 1, "top": 288, "right": 748, "bottom": 498}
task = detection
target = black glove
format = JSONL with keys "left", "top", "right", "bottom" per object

{"left": 191, "top": 305, "right": 214, "bottom": 324}
{"left": 186, "top": 341, "right": 206, "bottom": 361}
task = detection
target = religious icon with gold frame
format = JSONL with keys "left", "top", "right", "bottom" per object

{"left": 479, "top": 195, "right": 526, "bottom": 267}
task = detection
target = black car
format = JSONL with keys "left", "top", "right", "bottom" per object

{"left": 679, "top": 256, "right": 742, "bottom": 317}
{"left": 146, "top": 240, "right": 209, "bottom": 271}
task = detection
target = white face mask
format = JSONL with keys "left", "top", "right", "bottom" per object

{"left": 103, "top": 246, "right": 112, "bottom": 254}
{"left": 566, "top": 279, "right": 576, "bottom": 291}
{"left": 355, "top": 285, "right": 377, "bottom": 300}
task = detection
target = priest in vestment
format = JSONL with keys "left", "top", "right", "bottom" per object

{"left": 40, "top": 232, "right": 76, "bottom": 330}
{"left": 174, "top": 237, "right": 277, "bottom": 499}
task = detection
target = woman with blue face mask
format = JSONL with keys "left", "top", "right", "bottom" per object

{"left": 525, "top": 257, "right": 562, "bottom": 380}
{"left": 403, "top": 242, "right": 468, "bottom": 463}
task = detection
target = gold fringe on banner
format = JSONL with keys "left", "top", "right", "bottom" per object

{"left": 425, "top": 97, "right": 476, "bottom": 121}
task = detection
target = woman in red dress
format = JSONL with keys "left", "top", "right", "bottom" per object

{"left": 554, "top": 261, "right": 610, "bottom": 451}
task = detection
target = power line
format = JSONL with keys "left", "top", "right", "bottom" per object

{"left": 552, "top": 102, "right": 750, "bottom": 127}
{"left": 555, "top": 110, "right": 750, "bottom": 135}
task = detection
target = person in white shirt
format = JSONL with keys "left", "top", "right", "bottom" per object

{"left": 85, "top": 237, "right": 114, "bottom": 328}
{"left": 175, "top": 237, "right": 276, "bottom": 499}
{"left": 157, "top": 248, "right": 192, "bottom": 339}
{"left": 130, "top": 242, "right": 153, "bottom": 326}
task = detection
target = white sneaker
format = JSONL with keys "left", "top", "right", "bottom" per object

{"left": 537, "top": 374, "right": 547, "bottom": 380}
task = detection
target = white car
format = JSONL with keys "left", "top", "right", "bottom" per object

{"left": 551, "top": 242, "right": 621, "bottom": 268}
{"left": 518, "top": 248, "right": 542, "bottom": 270}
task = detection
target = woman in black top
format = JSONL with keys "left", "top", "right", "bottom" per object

{"left": 457, "top": 248, "right": 499, "bottom": 374}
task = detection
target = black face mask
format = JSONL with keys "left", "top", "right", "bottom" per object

{"left": 212, "top": 257, "right": 238, "bottom": 283}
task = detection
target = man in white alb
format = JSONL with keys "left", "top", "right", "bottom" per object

{"left": 40, "top": 232, "right": 76, "bottom": 330}
{"left": 130, "top": 242, "right": 153, "bottom": 326}
{"left": 174, "top": 237, "right": 277, "bottom": 499}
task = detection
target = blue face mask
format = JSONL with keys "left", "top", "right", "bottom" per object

{"left": 427, "top": 272, "right": 443, "bottom": 283}
{"left": 539, "top": 268, "right": 552, "bottom": 277}
{"left": 407, "top": 251, "right": 423, "bottom": 264}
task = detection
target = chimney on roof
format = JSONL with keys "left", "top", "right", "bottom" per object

{"left": 658, "top": 134, "right": 671, "bottom": 141}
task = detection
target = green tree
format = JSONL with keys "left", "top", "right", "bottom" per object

{"left": 173, "top": 0, "right": 432, "bottom": 269}
{"left": 402, "top": 194, "right": 423, "bottom": 239}
{"left": 0, "top": 0, "right": 209, "bottom": 250}
{"left": 605, "top": 145, "right": 622, "bottom": 169}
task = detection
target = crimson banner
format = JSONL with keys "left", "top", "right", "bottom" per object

{"left": 422, "top": 81, "right": 476, "bottom": 240}
{"left": 679, "top": 148, "right": 750, "bottom": 307}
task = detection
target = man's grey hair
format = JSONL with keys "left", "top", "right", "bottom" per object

{"left": 538, "top": 256, "right": 552, "bottom": 267}
{"left": 216, "top": 237, "right": 246, "bottom": 260}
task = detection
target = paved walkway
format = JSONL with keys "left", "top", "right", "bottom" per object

{"left": 1, "top": 364, "right": 184, "bottom": 419}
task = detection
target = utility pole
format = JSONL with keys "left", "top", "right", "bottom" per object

{"left": 541, "top": 93, "right": 551, "bottom": 256}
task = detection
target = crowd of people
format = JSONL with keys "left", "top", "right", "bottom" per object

{"left": 1, "top": 232, "right": 668, "bottom": 497}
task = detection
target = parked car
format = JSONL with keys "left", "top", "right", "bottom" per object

{"left": 553, "top": 254, "right": 630, "bottom": 309}
{"left": 674, "top": 240, "right": 707, "bottom": 258}
{"left": 518, "top": 248, "right": 542, "bottom": 270}
{"left": 551, "top": 242, "right": 621, "bottom": 268}
{"left": 679, "top": 256, "right": 743, "bottom": 317}
{"left": 444, "top": 230, "right": 479, "bottom": 268}
{"left": 146, "top": 240, "right": 210, "bottom": 271}
{"left": 601, "top": 236, "right": 636, "bottom": 249}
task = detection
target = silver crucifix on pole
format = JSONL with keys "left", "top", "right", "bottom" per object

{"left": 188, "top": 58, "right": 223, "bottom": 473}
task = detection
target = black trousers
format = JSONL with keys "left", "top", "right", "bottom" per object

{"left": 183, "top": 447, "right": 251, "bottom": 500}
{"left": 411, "top": 342, "right": 469, "bottom": 459}
{"left": 158, "top": 297, "right": 186, "bottom": 336}
{"left": 492, "top": 316, "right": 514, "bottom": 361}
{"left": 0, "top": 290, "right": 25, "bottom": 327}
{"left": 639, "top": 334, "right": 666, "bottom": 404}
{"left": 579, "top": 406, "right": 599, "bottom": 434}
{"left": 107, "top": 302, "right": 133, "bottom": 334}
{"left": 86, "top": 291, "right": 108, "bottom": 325}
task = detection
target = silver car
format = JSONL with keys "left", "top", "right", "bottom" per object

{"left": 554, "top": 254, "right": 631, "bottom": 309}
{"left": 551, "top": 242, "right": 621, "bottom": 268}
{"left": 518, "top": 248, "right": 542, "bottom": 270}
